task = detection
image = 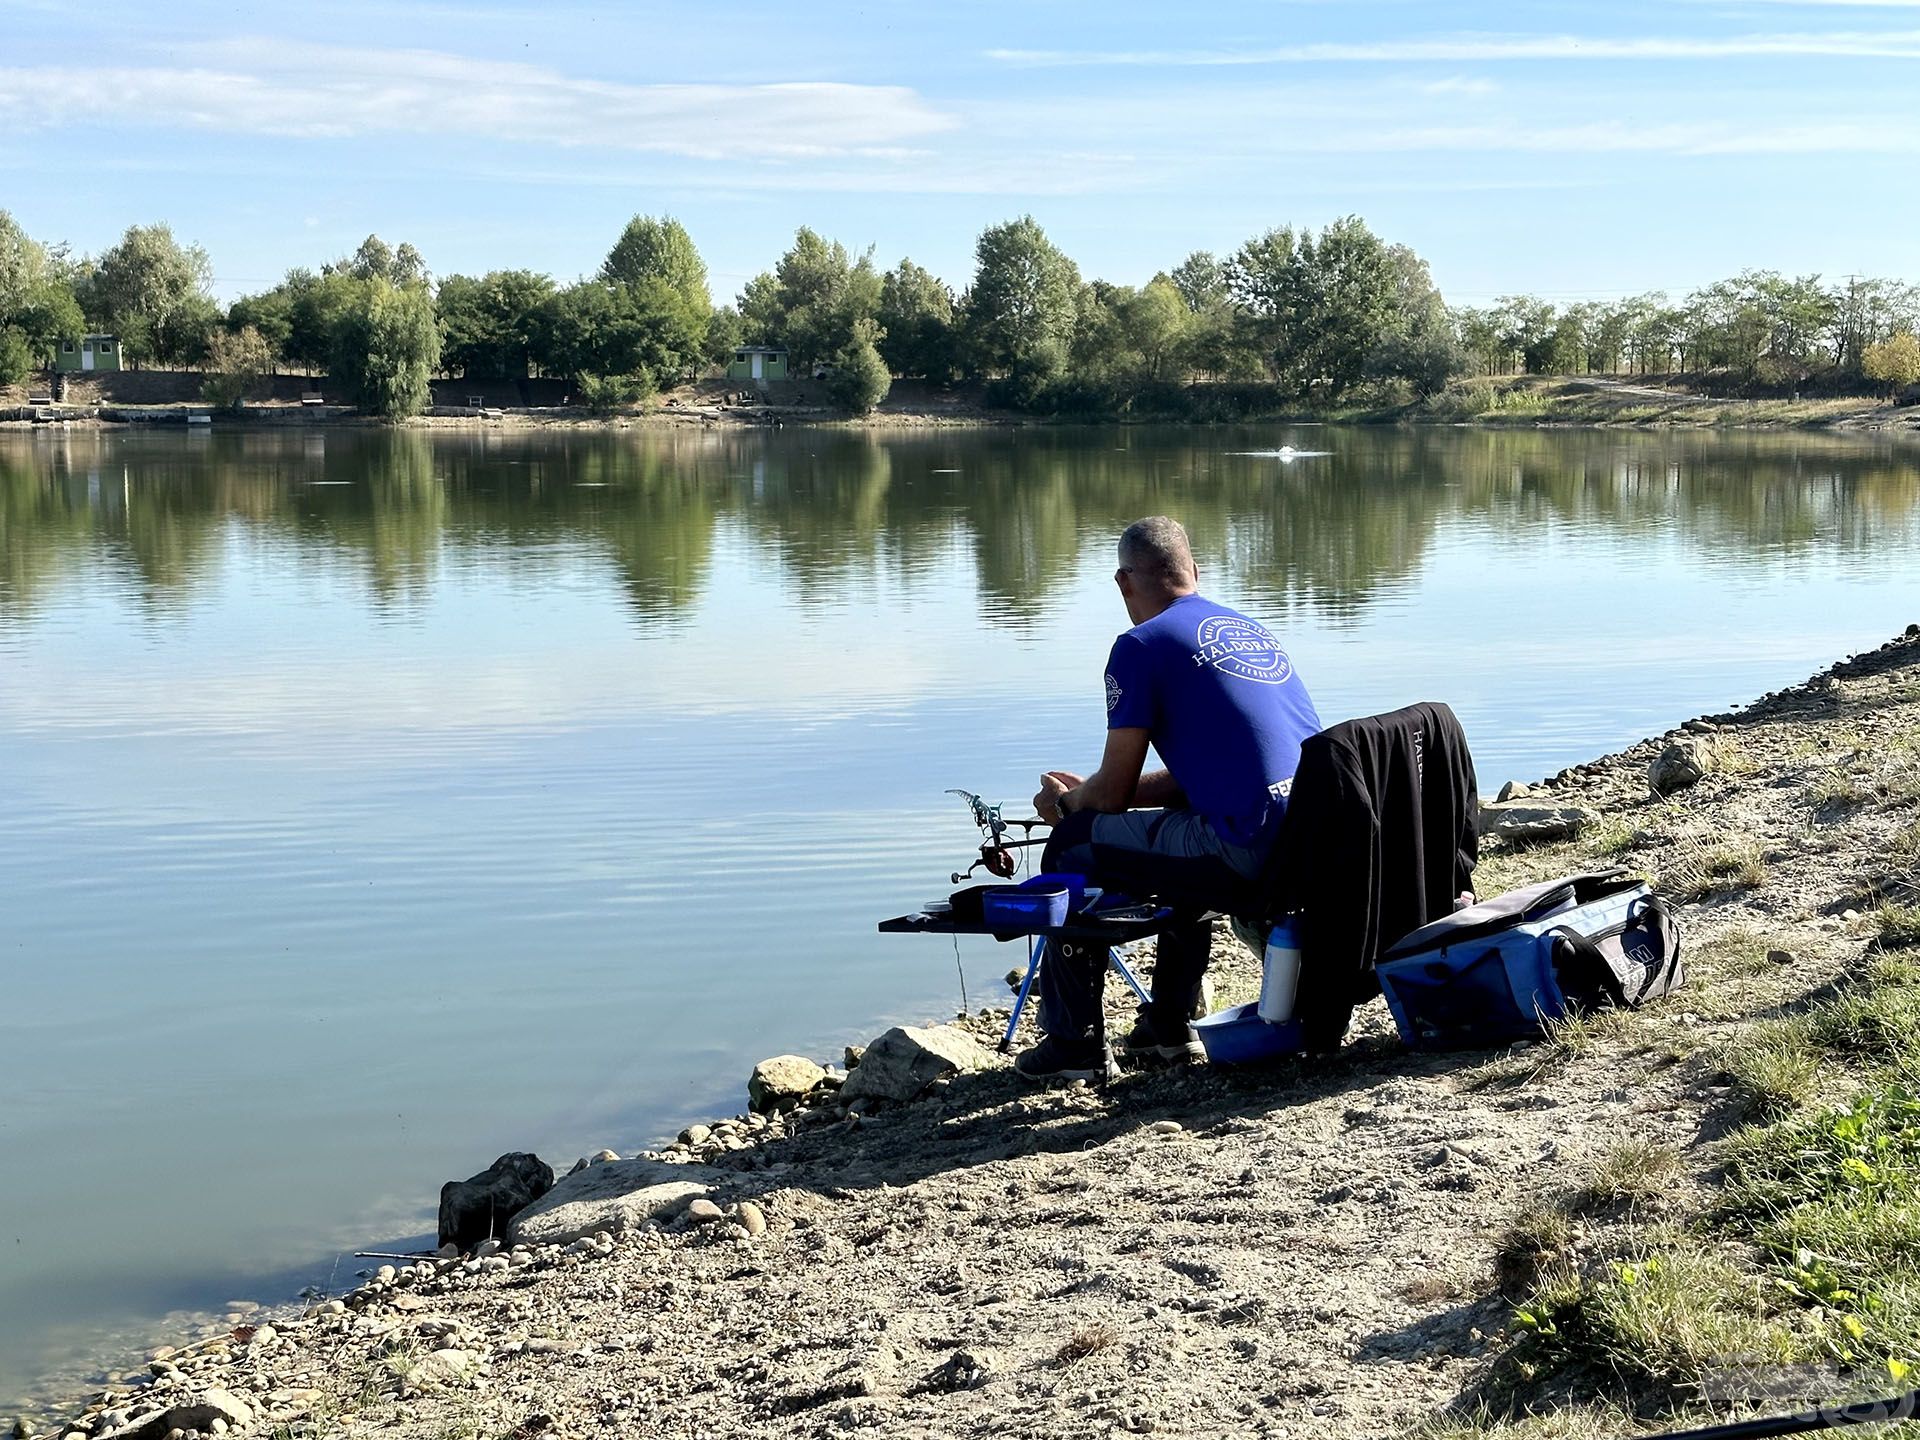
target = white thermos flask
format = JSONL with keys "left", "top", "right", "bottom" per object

{"left": 1258, "top": 915, "right": 1303, "bottom": 1024}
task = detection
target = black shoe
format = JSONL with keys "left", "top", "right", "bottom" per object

{"left": 1121, "top": 1010, "right": 1207, "bottom": 1063}
{"left": 1013, "top": 1034, "right": 1121, "bottom": 1083}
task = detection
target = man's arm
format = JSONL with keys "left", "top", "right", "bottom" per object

{"left": 1035, "top": 728, "right": 1151, "bottom": 822}
{"left": 1131, "top": 768, "right": 1188, "bottom": 809}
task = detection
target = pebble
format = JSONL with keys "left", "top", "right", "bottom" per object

{"left": 680, "top": 1124, "right": 711, "bottom": 1147}
{"left": 247, "top": 1325, "right": 277, "bottom": 1348}
{"left": 1767, "top": 949, "right": 1797, "bottom": 966}
{"left": 685, "top": 1198, "right": 726, "bottom": 1226}
{"left": 736, "top": 1202, "right": 768, "bottom": 1237}
{"left": 374, "top": 1265, "right": 396, "bottom": 1284}
{"left": 589, "top": 1149, "right": 620, "bottom": 1165}
{"left": 473, "top": 1238, "right": 503, "bottom": 1258}
{"left": 1148, "top": 1120, "right": 1183, "bottom": 1135}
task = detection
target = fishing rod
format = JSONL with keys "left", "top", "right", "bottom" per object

{"left": 1650, "top": 1390, "right": 1919, "bottom": 1438}
{"left": 945, "top": 788, "right": 1051, "bottom": 883}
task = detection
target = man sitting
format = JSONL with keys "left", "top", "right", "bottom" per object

{"left": 1021, "top": 516, "right": 1322, "bottom": 1080}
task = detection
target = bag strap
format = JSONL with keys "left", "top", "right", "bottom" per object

{"left": 1548, "top": 892, "right": 1681, "bottom": 1008}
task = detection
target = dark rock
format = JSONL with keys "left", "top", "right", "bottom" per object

{"left": 1649, "top": 738, "right": 1711, "bottom": 797}
{"left": 438, "top": 1152, "right": 554, "bottom": 1251}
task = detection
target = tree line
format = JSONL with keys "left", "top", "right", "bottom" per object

{"left": 1454, "top": 276, "right": 1920, "bottom": 395}
{"left": 5, "top": 208, "right": 1919, "bottom": 418}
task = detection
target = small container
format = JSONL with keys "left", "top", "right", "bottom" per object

{"left": 981, "top": 876, "right": 1072, "bottom": 931}
{"left": 1259, "top": 914, "right": 1303, "bottom": 1024}
{"left": 1193, "top": 1003, "right": 1304, "bottom": 1064}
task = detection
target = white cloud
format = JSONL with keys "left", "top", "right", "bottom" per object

{"left": 1291, "top": 118, "right": 1920, "bottom": 153}
{"left": 1421, "top": 75, "right": 1500, "bottom": 94}
{"left": 0, "top": 40, "right": 955, "bottom": 159}
{"left": 987, "top": 28, "right": 1920, "bottom": 65}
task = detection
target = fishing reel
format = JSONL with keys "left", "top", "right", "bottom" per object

{"left": 947, "top": 789, "right": 1050, "bottom": 884}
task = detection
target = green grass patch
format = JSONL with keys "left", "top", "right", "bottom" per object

{"left": 1668, "top": 839, "right": 1769, "bottom": 902}
{"left": 1878, "top": 904, "right": 1920, "bottom": 952}
{"left": 1693, "top": 925, "right": 1780, "bottom": 980}
{"left": 1495, "top": 1197, "right": 1580, "bottom": 1296}
{"left": 1722, "top": 1022, "right": 1824, "bottom": 1119}
{"left": 1574, "top": 1139, "right": 1684, "bottom": 1212}
{"left": 1807, "top": 768, "right": 1873, "bottom": 813}
{"left": 1512, "top": 1246, "right": 1806, "bottom": 1396}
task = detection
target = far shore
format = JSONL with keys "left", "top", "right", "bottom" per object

{"left": 6, "top": 375, "right": 1920, "bottom": 435}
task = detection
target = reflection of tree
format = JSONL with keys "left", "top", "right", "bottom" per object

{"left": 2, "top": 428, "right": 1919, "bottom": 637}
{"left": 0, "top": 443, "right": 93, "bottom": 623}
{"left": 290, "top": 430, "right": 445, "bottom": 608}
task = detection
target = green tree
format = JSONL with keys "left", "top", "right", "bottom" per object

{"left": 601, "top": 215, "right": 710, "bottom": 315}
{"left": 1366, "top": 243, "right": 1460, "bottom": 396}
{"left": 703, "top": 305, "right": 744, "bottom": 371}
{"left": 1863, "top": 333, "right": 1920, "bottom": 397}
{"left": 200, "top": 326, "right": 274, "bottom": 410}
{"left": 961, "top": 215, "right": 1079, "bottom": 382}
{"left": 330, "top": 280, "right": 441, "bottom": 418}
{"left": 1168, "top": 251, "right": 1229, "bottom": 313}
{"left": 333, "top": 235, "right": 429, "bottom": 288}
{"left": 536, "top": 280, "right": 704, "bottom": 388}
{"left": 1492, "top": 296, "right": 1558, "bottom": 374}
{"left": 82, "top": 223, "right": 217, "bottom": 365}
{"left": 226, "top": 288, "right": 294, "bottom": 368}
{"left": 739, "top": 228, "right": 883, "bottom": 373}
{"left": 1166, "top": 252, "right": 1244, "bottom": 379}
{"left": 1117, "top": 278, "right": 1190, "bottom": 382}
{"left": 437, "top": 270, "right": 557, "bottom": 379}
{"left": 876, "top": 259, "right": 955, "bottom": 381}
{"left": 1269, "top": 216, "right": 1397, "bottom": 399}
{"left": 827, "top": 318, "right": 892, "bottom": 413}
{"left": 0, "top": 210, "right": 83, "bottom": 373}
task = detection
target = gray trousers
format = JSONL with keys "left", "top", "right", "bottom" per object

{"left": 1036, "top": 808, "right": 1269, "bottom": 1046}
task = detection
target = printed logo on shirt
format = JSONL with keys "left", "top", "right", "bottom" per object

{"left": 1190, "top": 614, "right": 1293, "bottom": 685}
{"left": 1105, "top": 672, "right": 1122, "bottom": 713}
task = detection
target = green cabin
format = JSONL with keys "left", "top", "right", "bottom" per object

{"left": 725, "top": 345, "right": 788, "bottom": 382}
{"left": 54, "top": 334, "right": 124, "bottom": 374}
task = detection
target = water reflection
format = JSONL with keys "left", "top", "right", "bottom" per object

{"left": 7, "top": 427, "right": 1917, "bottom": 636}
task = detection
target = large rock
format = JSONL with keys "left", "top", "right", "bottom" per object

{"left": 97, "top": 1389, "right": 252, "bottom": 1440}
{"left": 507, "top": 1158, "right": 717, "bottom": 1246}
{"left": 1649, "top": 738, "right": 1711, "bottom": 796}
{"left": 748, "top": 1054, "right": 826, "bottom": 1113}
{"left": 839, "top": 1024, "right": 992, "bottom": 1104}
{"left": 438, "top": 1152, "right": 554, "bottom": 1251}
{"left": 1478, "top": 803, "right": 1600, "bottom": 845}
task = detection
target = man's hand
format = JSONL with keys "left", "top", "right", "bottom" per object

{"left": 1033, "top": 772, "right": 1074, "bottom": 824}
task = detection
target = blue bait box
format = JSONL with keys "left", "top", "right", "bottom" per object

{"left": 1193, "top": 1003, "right": 1304, "bottom": 1064}
{"left": 981, "top": 874, "right": 1083, "bottom": 931}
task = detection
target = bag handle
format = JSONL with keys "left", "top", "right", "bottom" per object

{"left": 1549, "top": 893, "right": 1680, "bottom": 1008}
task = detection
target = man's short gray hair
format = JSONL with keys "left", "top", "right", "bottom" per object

{"left": 1119, "top": 516, "right": 1197, "bottom": 587}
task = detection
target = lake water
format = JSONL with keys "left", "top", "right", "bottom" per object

{"left": 3, "top": 422, "right": 1919, "bottom": 1406}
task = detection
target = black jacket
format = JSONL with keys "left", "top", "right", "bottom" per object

{"left": 1264, "top": 701, "right": 1479, "bottom": 1050}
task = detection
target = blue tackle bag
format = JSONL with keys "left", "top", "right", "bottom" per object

{"left": 1375, "top": 869, "right": 1684, "bottom": 1051}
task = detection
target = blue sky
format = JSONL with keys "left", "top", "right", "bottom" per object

{"left": 2, "top": 0, "right": 1918, "bottom": 308}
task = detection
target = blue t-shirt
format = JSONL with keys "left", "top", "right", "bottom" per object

{"left": 1104, "top": 593, "right": 1322, "bottom": 849}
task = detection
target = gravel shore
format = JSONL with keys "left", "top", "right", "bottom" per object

{"left": 19, "top": 627, "right": 1920, "bottom": 1440}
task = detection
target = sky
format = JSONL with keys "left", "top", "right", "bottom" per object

{"left": 2, "top": 0, "right": 1918, "bottom": 308}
